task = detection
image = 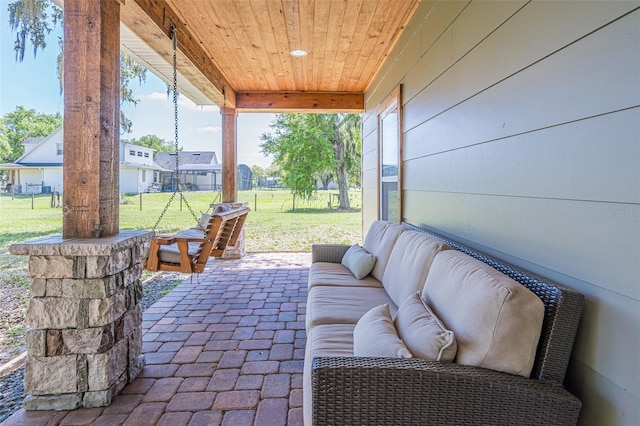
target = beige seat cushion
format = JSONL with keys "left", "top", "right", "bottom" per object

{"left": 157, "top": 228, "right": 204, "bottom": 264}
{"left": 353, "top": 304, "right": 412, "bottom": 358}
{"left": 362, "top": 221, "right": 407, "bottom": 282}
{"left": 306, "top": 285, "right": 394, "bottom": 330}
{"left": 422, "top": 250, "right": 544, "bottom": 377}
{"left": 308, "top": 262, "right": 383, "bottom": 290}
{"left": 381, "top": 230, "right": 450, "bottom": 306}
{"left": 303, "top": 323, "right": 355, "bottom": 426}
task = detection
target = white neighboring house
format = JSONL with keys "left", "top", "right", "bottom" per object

{"left": 0, "top": 127, "right": 164, "bottom": 194}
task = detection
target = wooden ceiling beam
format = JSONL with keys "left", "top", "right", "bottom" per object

{"left": 235, "top": 92, "right": 364, "bottom": 113}
{"left": 120, "top": 0, "right": 236, "bottom": 107}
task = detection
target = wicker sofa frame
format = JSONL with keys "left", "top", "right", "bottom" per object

{"left": 310, "top": 222, "right": 584, "bottom": 426}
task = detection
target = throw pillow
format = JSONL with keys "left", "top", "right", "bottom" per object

{"left": 353, "top": 304, "right": 412, "bottom": 358}
{"left": 196, "top": 213, "right": 212, "bottom": 231}
{"left": 341, "top": 244, "right": 376, "bottom": 279}
{"left": 394, "top": 292, "right": 457, "bottom": 362}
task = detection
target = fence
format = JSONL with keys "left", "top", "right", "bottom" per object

{"left": 241, "top": 189, "right": 362, "bottom": 212}
{"left": 117, "top": 189, "right": 362, "bottom": 213}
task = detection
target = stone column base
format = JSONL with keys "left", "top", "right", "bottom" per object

{"left": 9, "top": 231, "right": 154, "bottom": 410}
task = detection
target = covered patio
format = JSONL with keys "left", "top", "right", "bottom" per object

{"left": 4, "top": 252, "right": 310, "bottom": 425}
{"left": 3, "top": 0, "right": 638, "bottom": 424}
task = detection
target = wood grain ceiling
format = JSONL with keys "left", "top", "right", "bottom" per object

{"left": 121, "top": 0, "right": 421, "bottom": 111}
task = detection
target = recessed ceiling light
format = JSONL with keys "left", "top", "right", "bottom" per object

{"left": 290, "top": 49, "right": 308, "bottom": 57}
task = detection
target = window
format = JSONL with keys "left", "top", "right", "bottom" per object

{"left": 144, "top": 152, "right": 149, "bottom": 158}
{"left": 56, "top": 143, "right": 63, "bottom": 156}
{"left": 137, "top": 151, "right": 142, "bottom": 157}
{"left": 129, "top": 150, "right": 135, "bottom": 156}
{"left": 378, "top": 86, "right": 402, "bottom": 223}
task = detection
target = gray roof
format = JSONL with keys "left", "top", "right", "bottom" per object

{"left": 154, "top": 151, "right": 219, "bottom": 171}
{"left": 22, "top": 137, "right": 45, "bottom": 145}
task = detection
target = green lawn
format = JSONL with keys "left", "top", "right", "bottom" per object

{"left": 0, "top": 189, "right": 362, "bottom": 361}
{"left": 0, "top": 189, "right": 362, "bottom": 250}
{"left": 0, "top": 189, "right": 362, "bottom": 277}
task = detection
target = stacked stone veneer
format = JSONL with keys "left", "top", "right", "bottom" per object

{"left": 9, "top": 231, "right": 154, "bottom": 410}
{"left": 211, "top": 202, "right": 248, "bottom": 260}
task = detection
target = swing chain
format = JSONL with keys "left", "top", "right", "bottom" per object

{"left": 152, "top": 24, "right": 199, "bottom": 232}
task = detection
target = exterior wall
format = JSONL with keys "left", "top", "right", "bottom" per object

{"left": 120, "top": 168, "right": 150, "bottom": 194}
{"left": 362, "top": 1, "right": 640, "bottom": 424}
{"left": 8, "top": 133, "right": 156, "bottom": 194}
{"left": 41, "top": 168, "right": 63, "bottom": 193}
{"left": 17, "top": 169, "right": 43, "bottom": 193}
{"left": 18, "top": 128, "right": 63, "bottom": 164}
{"left": 121, "top": 143, "right": 154, "bottom": 167}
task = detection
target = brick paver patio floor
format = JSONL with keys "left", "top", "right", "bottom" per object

{"left": 3, "top": 252, "right": 310, "bottom": 426}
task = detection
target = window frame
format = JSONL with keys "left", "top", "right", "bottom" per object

{"left": 377, "top": 85, "right": 403, "bottom": 223}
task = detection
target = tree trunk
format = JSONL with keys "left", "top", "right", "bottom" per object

{"left": 319, "top": 173, "right": 332, "bottom": 190}
{"left": 334, "top": 131, "right": 350, "bottom": 210}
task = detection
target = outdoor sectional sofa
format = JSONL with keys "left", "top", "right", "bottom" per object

{"left": 304, "top": 220, "right": 584, "bottom": 425}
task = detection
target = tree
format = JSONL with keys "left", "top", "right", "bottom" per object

{"left": 332, "top": 114, "right": 361, "bottom": 208}
{"left": 7, "top": 0, "right": 147, "bottom": 134}
{"left": 250, "top": 165, "right": 266, "bottom": 188}
{"left": 0, "top": 122, "right": 11, "bottom": 163}
{"left": 260, "top": 113, "right": 361, "bottom": 209}
{"left": 8, "top": 0, "right": 62, "bottom": 61}
{"left": 0, "top": 106, "right": 63, "bottom": 162}
{"left": 130, "top": 135, "right": 177, "bottom": 154}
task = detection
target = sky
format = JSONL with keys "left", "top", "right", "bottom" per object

{"left": 0, "top": 2, "right": 275, "bottom": 168}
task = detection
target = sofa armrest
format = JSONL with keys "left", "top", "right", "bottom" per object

{"left": 311, "top": 244, "right": 351, "bottom": 264}
{"left": 312, "top": 356, "right": 581, "bottom": 426}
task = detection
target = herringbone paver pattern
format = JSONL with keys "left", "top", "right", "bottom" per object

{"left": 3, "top": 252, "right": 310, "bottom": 426}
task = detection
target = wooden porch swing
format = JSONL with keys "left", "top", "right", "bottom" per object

{"left": 143, "top": 25, "right": 249, "bottom": 274}
{"left": 144, "top": 205, "right": 249, "bottom": 273}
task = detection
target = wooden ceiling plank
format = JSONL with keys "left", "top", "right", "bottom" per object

{"left": 193, "top": 0, "right": 255, "bottom": 91}
{"left": 297, "top": 0, "right": 315, "bottom": 91}
{"left": 183, "top": 1, "right": 244, "bottom": 86}
{"left": 359, "top": 1, "right": 421, "bottom": 92}
{"left": 282, "top": 0, "right": 305, "bottom": 91}
{"left": 251, "top": 0, "right": 288, "bottom": 90}
{"left": 230, "top": 0, "right": 280, "bottom": 91}
{"left": 122, "top": 0, "right": 421, "bottom": 103}
{"left": 319, "top": 0, "right": 346, "bottom": 91}
{"left": 311, "top": 0, "right": 331, "bottom": 90}
{"left": 236, "top": 91, "right": 364, "bottom": 112}
{"left": 128, "top": 0, "right": 236, "bottom": 107}
{"left": 338, "top": 0, "right": 379, "bottom": 91}
{"left": 328, "top": 0, "right": 363, "bottom": 91}
{"left": 347, "top": 1, "right": 388, "bottom": 88}
{"left": 267, "top": 1, "right": 297, "bottom": 90}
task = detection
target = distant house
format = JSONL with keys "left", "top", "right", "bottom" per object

{"left": 154, "top": 151, "right": 221, "bottom": 191}
{"left": 0, "top": 127, "right": 163, "bottom": 194}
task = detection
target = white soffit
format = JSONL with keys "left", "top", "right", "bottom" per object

{"left": 52, "top": 0, "right": 213, "bottom": 106}
{"left": 120, "top": 24, "right": 214, "bottom": 106}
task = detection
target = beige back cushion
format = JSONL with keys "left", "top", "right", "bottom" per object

{"left": 382, "top": 231, "right": 450, "bottom": 306}
{"left": 422, "top": 250, "right": 544, "bottom": 377}
{"left": 363, "top": 221, "right": 406, "bottom": 282}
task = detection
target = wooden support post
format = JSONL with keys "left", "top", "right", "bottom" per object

{"left": 222, "top": 107, "right": 238, "bottom": 203}
{"left": 63, "top": 0, "right": 120, "bottom": 238}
